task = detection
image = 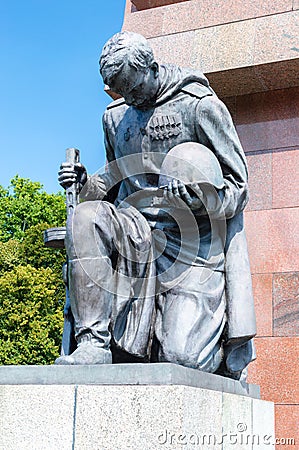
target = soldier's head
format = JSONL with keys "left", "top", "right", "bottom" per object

{"left": 99, "top": 31, "right": 160, "bottom": 109}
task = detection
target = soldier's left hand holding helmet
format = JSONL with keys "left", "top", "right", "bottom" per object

{"left": 162, "top": 179, "right": 204, "bottom": 210}
{"left": 159, "top": 142, "right": 225, "bottom": 211}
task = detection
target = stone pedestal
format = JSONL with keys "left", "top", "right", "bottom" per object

{"left": 0, "top": 363, "right": 274, "bottom": 450}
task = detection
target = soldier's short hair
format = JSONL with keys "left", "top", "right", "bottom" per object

{"left": 99, "top": 31, "right": 155, "bottom": 86}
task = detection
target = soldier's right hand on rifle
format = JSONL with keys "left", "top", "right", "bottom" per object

{"left": 58, "top": 162, "right": 87, "bottom": 191}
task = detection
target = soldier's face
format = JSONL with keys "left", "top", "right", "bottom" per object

{"left": 110, "top": 64, "right": 160, "bottom": 108}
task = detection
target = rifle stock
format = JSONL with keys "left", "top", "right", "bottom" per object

{"left": 60, "top": 147, "right": 80, "bottom": 356}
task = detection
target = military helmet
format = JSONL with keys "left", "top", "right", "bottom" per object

{"left": 159, "top": 142, "right": 224, "bottom": 189}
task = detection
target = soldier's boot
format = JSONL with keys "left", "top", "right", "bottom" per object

{"left": 55, "top": 258, "right": 113, "bottom": 365}
{"left": 55, "top": 332, "right": 112, "bottom": 365}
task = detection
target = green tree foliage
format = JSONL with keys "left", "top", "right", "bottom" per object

{"left": 0, "top": 266, "right": 65, "bottom": 364}
{"left": 0, "top": 176, "right": 67, "bottom": 364}
{"left": 0, "top": 175, "right": 65, "bottom": 242}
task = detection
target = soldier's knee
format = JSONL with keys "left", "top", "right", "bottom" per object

{"left": 65, "top": 201, "right": 105, "bottom": 257}
{"left": 66, "top": 200, "right": 118, "bottom": 258}
{"left": 73, "top": 201, "right": 101, "bottom": 228}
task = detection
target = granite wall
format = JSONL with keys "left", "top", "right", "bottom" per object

{"left": 122, "top": 0, "right": 299, "bottom": 447}
{"left": 230, "top": 88, "right": 299, "bottom": 448}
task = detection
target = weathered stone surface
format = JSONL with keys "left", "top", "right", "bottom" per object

{"left": 254, "top": 11, "right": 299, "bottom": 65}
{"left": 0, "top": 364, "right": 274, "bottom": 450}
{"left": 273, "top": 149, "right": 299, "bottom": 209}
{"left": 193, "top": 20, "right": 256, "bottom": 73}
{"left": 275, "top": 404, "right": 299, "bottom": 448}
{"left": 0, "top": 363, "right": 260, "bottom": 398}
{"left": 149, "top": 31, "right": 196, "bottom": 67}
{"left": 124, "top": 6, "right": 164, "bottom": 38}
{"left": 246, "top": 153, "right": 272, "bottom": 211}
{"left": 222, "top": 393, "right": 252, "bottom": 450}
{"left": 141, "top": 12, "right": 299, "bottom": 96}
{"left": 245, "top": 208, "right": 299, "bottom": 273}
{"left": 0, "top": 385, "right": 75, "bottom": 450}
{"left": 146, "top": 11, "right": 299, "bottom": 71}
{"left": 252, "top": 399, "right": 275, "bottom": 449}
{"left": 273, "top": 272, "right": 299, "bottom": 336}
{"left": 124, "top": 0, "right": 294, "bottom": 37}
{"left": 74, "top": 385, "right": 271, "bottom": 450}
{"left": 74, "top": 385, "right": 222, "bottom": 450}
{"left": 205, "top": 60, "right": 299, "bottom": 98}
{"left": 236, "top": 88, "right": 299, "bottom": 153}
{"left": 248, "top": 337, "right": 299, "bottom": 404}
{"left": 251, "top": 274, "right": 273, "bottom": 337}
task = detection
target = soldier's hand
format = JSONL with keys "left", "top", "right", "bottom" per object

{"left": 58, "top": 162, "right": 87, "bottom": 190}
{"left": 163, "top": 179, "right": 203, "bottom": 210}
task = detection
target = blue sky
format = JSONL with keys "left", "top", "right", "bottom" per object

{"left": 0, "top": 0, "right": 126, "bottom": 193}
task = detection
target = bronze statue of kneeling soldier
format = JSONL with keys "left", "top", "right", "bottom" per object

{"left": 47, "top": 31, "right": 256, "bottom": 380}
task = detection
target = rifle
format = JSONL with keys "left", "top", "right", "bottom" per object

{"left": 44, "top": 147, "right": 80, "bottom": 356}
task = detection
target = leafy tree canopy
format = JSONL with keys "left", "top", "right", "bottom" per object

{"left": 0, "top": 175, "right": 66, "bottom": 242}
{"left": 0, "top": 265, "right": 64, "bottom": 364}
{"left": 0, "top": 176, "right": 67, "bottom": 365}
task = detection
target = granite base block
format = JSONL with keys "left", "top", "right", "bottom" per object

{"left": 0, "top": 364, "right": 274, "bottom": 450}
